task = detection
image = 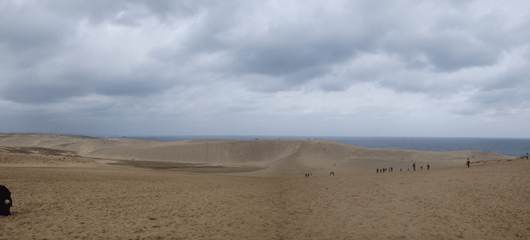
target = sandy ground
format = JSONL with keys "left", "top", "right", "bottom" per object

{"left": 1, "top": 133, "right": 528, "bottom": 239}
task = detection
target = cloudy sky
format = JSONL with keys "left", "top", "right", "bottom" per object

{"left": 1, "top": 0, "right": 529, "bottom": 138}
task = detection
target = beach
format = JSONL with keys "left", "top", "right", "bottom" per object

{"left": 1, "top": 133, "right": 528, "bottom": 239}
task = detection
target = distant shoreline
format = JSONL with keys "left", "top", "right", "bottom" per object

{"left": 105, "top": 135, "right": 530, "bottom": 157}
{"left": 1, "top": 133, "right": 528, "bottom": 157}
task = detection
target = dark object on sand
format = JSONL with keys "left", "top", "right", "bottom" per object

{"left": 0, "top": 185, "right": 12, "bottom": 216}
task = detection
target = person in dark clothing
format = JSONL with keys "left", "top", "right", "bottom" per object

{"left": 0, "top": 185, "right": 12, "bottom": 216}
{"left": 427, "top": 164, "right": 430, "bottom": 170}
{"left": 466, "top": 158, "right": 470, "bottom": 168}
{"left": 413, "top": 163, "right": 416, "bottom": 171}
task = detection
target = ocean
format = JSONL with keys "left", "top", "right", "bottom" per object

{"left": 103, "top": 136, "right": 530, "bottom": 157}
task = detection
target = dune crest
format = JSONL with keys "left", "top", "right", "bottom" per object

{"left": 0, "top": 134, "right": 511, "bottom": 176}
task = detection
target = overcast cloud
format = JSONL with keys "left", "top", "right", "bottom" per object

{"left": 1, "top": 0, "right": 529, "bottom": 138}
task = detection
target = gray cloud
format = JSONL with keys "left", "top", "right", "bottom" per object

{"left": 1, "top": 0, "right": 529, "bottom": 137}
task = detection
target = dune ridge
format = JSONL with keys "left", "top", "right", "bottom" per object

{"left": 0, "top": 133, "right": 510, "bottom": 175}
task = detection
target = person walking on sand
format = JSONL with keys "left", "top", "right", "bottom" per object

{"left": 413, "top": 163, "right": 416, "bottom": 171}
{"left": 421, "top": 165, "right": 423, "bottom": 170}
{"left": 466, "top": 158, "right": 470, "bottom": 168}
{"left": 427, "top": 164, "right": 430, "bottom": 170}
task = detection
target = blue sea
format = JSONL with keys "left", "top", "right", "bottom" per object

{"left": 102, "top": 136, "right": 530, "bottom": 157}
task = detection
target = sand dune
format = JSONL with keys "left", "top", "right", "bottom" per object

{"left": 1, "top": 133, "right": 526, "bottom": 239}
{"left": 0, "top": 133, "right": 509, "bottom": 174}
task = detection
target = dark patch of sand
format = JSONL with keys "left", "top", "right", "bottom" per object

{"left": 2, "top": 146, "right": 78, "bottom": 156}
{"left": 107, "top": 159, "right": 264, "bottom": 173}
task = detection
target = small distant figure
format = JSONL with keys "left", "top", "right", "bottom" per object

{"left": 408, "top": 168, "right": 409, "bottom": 171}
{"left": 1, "top": 185, "right": 12, "bottom": 216}
{"left": 466, "top": 158, "right": 470, "bottom": 168}
{"left": 413, "top": 163, "right": 416, "bottom": 171}
{"left": 427, "top": 164, "right": 430, "bottom": 170}
{"left": 391, "top": 167, "right": 393, "bottom": 172}
{"left": 526, "top": 153, "right": 529, "bottom": 160}
{"left": 400, "top": 168, "right": 402, "bottom": 172}
{"left": 421, "top": 165, "right": 423, "bottom": 170}
{"left": 377, "top": 169, "right": 379, "bottom": 173}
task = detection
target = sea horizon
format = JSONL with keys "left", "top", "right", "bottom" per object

{"left": 97, "top": 135, "right": 529, "bottom": 157}
{"left": 2, "top": 133, "right": 528, "bottom": 157}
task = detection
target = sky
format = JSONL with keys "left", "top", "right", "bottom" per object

{"left": 1, "top": 0, "right": 529, "bottom": 138}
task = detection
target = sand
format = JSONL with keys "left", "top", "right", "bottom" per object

{"left": 1, "top": 133, "right": 528, "bottom": 239}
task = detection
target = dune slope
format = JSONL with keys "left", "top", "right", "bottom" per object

{"left": 0, "top": 134, "right": 512, "bottom": 176}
